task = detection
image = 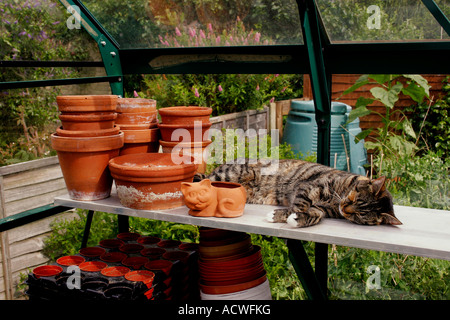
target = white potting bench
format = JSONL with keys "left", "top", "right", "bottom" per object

{"left": 54, "top": 188, "right": 450, "bottom": 300}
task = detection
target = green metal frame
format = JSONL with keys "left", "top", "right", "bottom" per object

{"left": 1, "top": 0, "right": 449, "bottom": 300}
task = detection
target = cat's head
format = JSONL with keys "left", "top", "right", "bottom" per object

{"left": 339, "top": 176, "right": 402, "bottom": 226}
{"left": 181, "top": 179, "right": 215, "bottom": 210}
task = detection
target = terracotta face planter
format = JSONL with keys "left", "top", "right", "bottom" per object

{"left": 160, "top": 139, "right": 211, "bottom": 174}
{"left": 56, "top": 125, "right": 120, "bottom": 137}
{"left": 51, "top": 132, "right": 124, "bottom": 200}
{"left": 157, "top": 122, "right": 211, "bottom": 142}
{"left": 117, "top": 98, "right": 156, "bottom": 113}
{"left": 120, "top": 127, "right": 161, "bottom": 155}
{"left": 108, "top": 153, "right": 198, "bottom": 210}
{"left": 56, "top": 95, "right": 118, "bottom": 112}
{"left": 158, "top": 106, "right": 212, "bottom": 124}
{"left": 59, "top": 112, "right": 117, "bottom": 131}
{"left": 181, "top": 179, "right": 247, "bottom": 218}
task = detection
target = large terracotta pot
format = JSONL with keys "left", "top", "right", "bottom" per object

{"left": 56, "top": 95, "right": 118, "bottom": 112}
{"left": 158, "top": 106, "right": 212, "bottom": 124}
{"left": 116, "top": 98, "right": 156, "bottom": 113}
{"left": 51, "top": 132, "right": 124, "bottom": 200}
{"left": 120, "top": 127, "right": 161, "bottom": 155}
{"left": 160, "top": 139, "right": 211, "bottom": 173}
{"left": 59, "top": 112, "right": 117, "bottom": 131}
{"left": 157, "top": 122, "right": 212, "bottom": 142}
{"left": 108, "top": 153, "right": 198, "bottom": 210}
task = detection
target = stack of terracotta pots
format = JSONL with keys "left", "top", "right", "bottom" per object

{"left": 115, "top": 98, "right": 160, "bottom": 155}
{"left": 197, "top": 228, "right": 271, "bottom": 300}
{"left": 51, "top": 95, "right": 124, "bottom": 201}
{"left": 157, "top": 106, "right": 212, "bottom": 173}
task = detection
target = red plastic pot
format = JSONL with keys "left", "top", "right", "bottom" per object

{"left": 157, "top": 239, "right": 182, "bottom": 248}
{"left": 144, "top": 260, "right": 173, "bottom": 276}
{"left": 117, "top": 232, "right": 141, "bottom": 242}
{"left": 119, "top": 243, "right": 145, "bottom": 254}
{"left": 199, "top": 234, "right": 252, "bottom": 259}
{"left": 137, "top": 236, "right": 161, "bottom": 245}
{"left": 56, "top": 255, "right": 85, "bottom": 266}
{"left": 101, "top": 266, "right": 131, "bottom": 277}
{"left": 157, "top": 122, "right": 211, "bottom": 142}
{"left": 162, "top": 251, "right": 190, "bottom": 264}
{"left": 125, "top": 270, "right": 155, "bottom": 288}
{"left": 140, "top": 247, "right": 166, "bottom": 260}
{"left": 56, "top": 125, "right": 120, "bottom": 137}
{"left": 178, "top": 243, "right": 199, "bottom": 251}
{"left": 56, "top": 95, "right": 118, "bottom": 112}
{"left": 100, "top": 252, "right": 127, "bottom": 263}
{"left": 59, "top": 112, "right": 117, "bottom": 131}
{"left": 199, "top": 273, "right": 267, "bottom": 295}
{"left": 51, "top": 132, "right": 124, "bottom": 200}
{"left": 33, "top": 265, "right": 63, "bottom": 279}
{"left": 109, "top": 153, "right": 198, "bottom": 210}
{"left": 79, "top": 261, "right": 108, "bottom": 272}
{"left": 158, "top": 106, "right": 212, "bottom": 124}
{"left": 122, "top": 256, "right": 149, "bottom": 269}
{"left": 79, "top": 246, "right": 106, "bottom": 258}
{"left": 116, "top": 98, "right": 156, "bottom": 113}
{"left": 99, "top": 238, "right": 124, "bottom": 249}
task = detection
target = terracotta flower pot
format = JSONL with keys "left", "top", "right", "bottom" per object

{"left": 120, "top": 127, "right": 161, "bottom": 155}
{"left": 160, "top": 139, "right": 211, "bottom": 174}
{"left": 116, "top": 112, "right": 157, "bottom": 125}
{"left": 117, "top": 98, "right": 156, "bottom": 113}
{"left": 116, "top": 123, "right": 157, "bottom": 130}
{"left": 33, "top": 265, "right": 63, "bottom": 279}
{"left": 56, "top": 255, "right": 85, "bottom": 267}
{"left": 56, "top": 95, "right": 118, "bottom": 112}
{"left": 158, "top": 106, "right": 212, "bottom": 124}
{"left": 51, "top": 132, "right": 124, "bottom": 200}
{"left": 59, "top": 112, "right": 117, "bottom": 131}
{"left": 157, "top": 122, "right": 211, "bottom": 142}
{"left": 56, "top": 125, "right": 120, "bottom": 137}
{"left": 108, "top": 153, "right": 198, "bottom": 210}
{"left": 182, "top": 179, "right": 247, "bottom": 218}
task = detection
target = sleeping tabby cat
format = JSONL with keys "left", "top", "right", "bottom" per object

{"left": 195, "top": 159, "right": 402, "bottom": 227}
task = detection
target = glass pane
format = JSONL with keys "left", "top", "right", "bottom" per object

{"left": 317, "top": 0, "right": 450, "bottom": 43}
{"left": 80, "top": 0, "right": 303, "bottom": 49}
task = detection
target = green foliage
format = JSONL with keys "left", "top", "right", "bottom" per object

{"left": 136, "top": 73, "right": 302, "bottom": 117}
{"left": 0, "top": 0, "right": 95, "bottom": 166}
{"left": 406, "top": 76, "right": 450, "bottom": 159}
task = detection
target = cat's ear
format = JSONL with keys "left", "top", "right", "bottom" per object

{"left": 380, "top": 212, "right": 402, "bottom": 225}
{"left": 181, "top": 182, "right": 192, "bottom": 193}
{"left": 199, "top": 179, "right": 211, "bottom": 187}
{"left": 372, "top": 176, "right": 386, "bottom": 196}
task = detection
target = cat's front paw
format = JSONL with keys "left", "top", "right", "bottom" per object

{"left": 266, "top": 209, "right": 289, "bottom": 223}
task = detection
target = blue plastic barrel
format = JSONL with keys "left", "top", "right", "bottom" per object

{"left": 282, "top": 100, "right": 367, "bottom": 174}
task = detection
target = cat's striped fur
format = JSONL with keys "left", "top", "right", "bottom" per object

{"left": 197, "top": 159, "right": 401, "bottom": 227}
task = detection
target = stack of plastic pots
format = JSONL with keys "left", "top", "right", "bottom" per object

{"left": 158, "top": 106, "right": 212, "bottom": 173}
{"left": 115, "top": 98, "right": 160, "bottom": 155}
{"left": 51, "top": 95, "right": 124, "bottom": 201}
{"left": 197, "top": 228, "right": 271, "bottom": 300}
{"left": 26, "top": 232, "right": 200, "bottom": 301}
